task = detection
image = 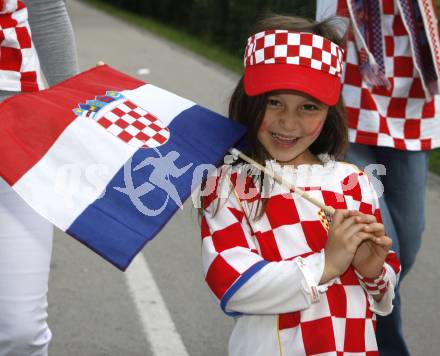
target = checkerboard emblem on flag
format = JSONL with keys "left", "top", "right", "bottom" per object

{"left": 73, "top": 91, "right": 170, "bottom": 149}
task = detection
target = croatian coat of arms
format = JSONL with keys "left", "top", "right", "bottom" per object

{"left": 73, "top": 90, "right": 170, "bottom": 148}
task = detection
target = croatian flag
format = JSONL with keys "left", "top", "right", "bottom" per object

{"left": 0, "top": 65, "right": 246, "bottom": 270}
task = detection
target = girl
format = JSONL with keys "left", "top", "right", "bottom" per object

{"left": 200, "top": 15, "right": 401, "bottom": 355}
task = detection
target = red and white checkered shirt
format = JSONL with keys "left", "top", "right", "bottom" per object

{"left": 317, "top": 0, "right": 440, "bottom": 151}
{"left": 201, "top": 159, "right": 401, "bottom": 356}
{"left": 0, "top": 0, "right": 44, "bottom": 92}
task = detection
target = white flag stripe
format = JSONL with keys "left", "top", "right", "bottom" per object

{"left": 122, "top": 84, "right": 195, "bottom": 127}
{"left": 13, "top": 116, "right": 137, "bottom": 230}
{"left": 125, "top": 253, "right": 189, "bottom": 356}
{"left": 13, "top": 82, "right": 195, "bottom": 231}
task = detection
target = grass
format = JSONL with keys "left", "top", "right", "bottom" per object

{"left": 429, "top": 149, "right": 440, "bottom": 175}
{"left": 82, "top": 0, "right": 440, "bottom": 175}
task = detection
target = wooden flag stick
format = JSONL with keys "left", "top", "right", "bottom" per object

{"left": 229, "top": 148, "right": 335, "bottom": 216}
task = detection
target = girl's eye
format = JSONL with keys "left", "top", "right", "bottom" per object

{"left": 267, "top": 98, "right": 282, "bottom": 107}
{"left": 302, "top": 101, "right": 329, "bottom": 114}
{"left": 302, "top": 103, "right": 320, "bottom": 111}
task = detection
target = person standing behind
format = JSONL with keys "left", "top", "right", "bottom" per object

{"left": 317, "top": 1, "right": 440, "bottom": 355}
{"left": 0, "top": 0, "right": 78, "bottom": 355}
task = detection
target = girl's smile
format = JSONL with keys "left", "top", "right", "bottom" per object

{"left": 270, "top": 132, "right": 299, "bottom": 148}
{"left": 258, "top": 91, "right": 329, "bottom": 166}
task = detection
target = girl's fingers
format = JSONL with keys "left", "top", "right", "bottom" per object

{"left": 354, "top": 214, "right": 377, "bottom": 224}
{"left": 338, "top": 215, "right": 363, "bottom": 232}
{"left": 344, "top": 222, "right": 372, "bottom": 240}
{"left": 331, "top": 209, "right": 350, "bottom": 227}
{"left": 372, "top": 235, "right": 393, "bottom": 248}
{"left": 351, "top": 230, "right": 375, "bottom": 246}
{"left": 352, "top": 231, "right": 375, "bottom": 241}
{"left": 362, "top": 222, "right": 385, "bottom": 234}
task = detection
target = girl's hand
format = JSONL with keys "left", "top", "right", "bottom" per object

{"left": 320, "top": 210, "right": 375, "bottom": 284}
{"left": 349, "top": 212, "right": 392, "bottom": 278}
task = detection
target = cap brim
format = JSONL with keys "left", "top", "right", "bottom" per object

{"left": 244, "top": 63, "right": 342, "bottom": 106}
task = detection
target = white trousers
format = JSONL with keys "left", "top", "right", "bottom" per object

{"left": 0, "top": 178, "right": 53, "bottom": 356}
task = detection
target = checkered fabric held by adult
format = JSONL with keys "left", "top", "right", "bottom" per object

{"left": 0, "top": 0, "right": 44, "bottom": 91}
{"left": 200, "top": 15, "right": 401, "bottom": 356}
{"left": 317, "top": 0, "right": 440, "bottom": 150}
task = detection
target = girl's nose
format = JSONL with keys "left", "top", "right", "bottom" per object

{"left": 279, "top": 112, "right": 299, "bottom": 131}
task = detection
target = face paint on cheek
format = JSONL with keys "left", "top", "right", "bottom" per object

{"left": 306, "top": 120, "right": 325, "bottom": 139}
{"left": 258, "top": 120, "right": 269, "bottom": 132}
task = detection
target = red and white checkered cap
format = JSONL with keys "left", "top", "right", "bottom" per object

{"left": 243, "top": 30, "right": 344, "bottom": 105}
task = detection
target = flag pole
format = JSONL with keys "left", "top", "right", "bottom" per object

{"left": 229, "top": 148, "right": 335, "bottom": 216}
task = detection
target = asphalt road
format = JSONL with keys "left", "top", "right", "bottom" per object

{"left": 47, "top": 1, "right": 440, "bottom": 355}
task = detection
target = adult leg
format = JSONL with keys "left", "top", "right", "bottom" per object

{"left": 345, "top": 143, "right": 409, "bottom": 356}
{"left": 0, "top": 177, "right": 53, "bottom": 356}
{"left": 0, "top": 1, "right": 77, "bottom": 351}
{"left": 371, "top": 147, "right": 428, "bottom": 356}
{"left": 376, "top": 147, "right": 429, "bottom": 279}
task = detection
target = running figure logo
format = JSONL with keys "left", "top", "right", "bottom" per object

{"left": 114, "top": 149, "right": 193, "bottom": 216}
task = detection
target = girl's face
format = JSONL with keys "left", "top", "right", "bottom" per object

{"left": 257, "top": 91, "right": 329, "bottom": 166}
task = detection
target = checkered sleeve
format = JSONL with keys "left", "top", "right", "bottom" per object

{"left": 354, "top": 171, "right": 401, "bottom": 316}
{"left": 201, "top": 170, "right": 326, "bottom": 316}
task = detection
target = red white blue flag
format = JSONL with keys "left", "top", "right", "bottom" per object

{"left": 0, "top": 65, "right": 246, "bottom": 270}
